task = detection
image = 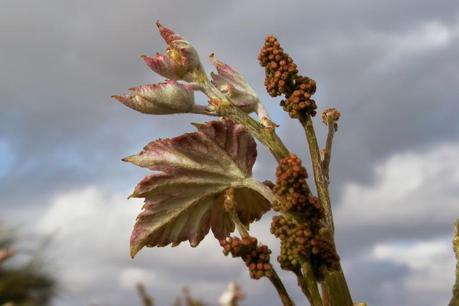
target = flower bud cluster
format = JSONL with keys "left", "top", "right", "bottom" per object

{"left": 271, "top": 154, "right": 339, "bottom": 279}
{"left": 220, "top": 236, "right": 273, "bottom": 279}
{"left": 271, "top": 215, "right": 339, "bottom": 279}
{"left": 273, "top": 155, "right": 322, "bottom": 219}
{"left": 259, "top": 36, "right": 318, "bottom": 117}
{"left": 321, "top": 108, "right": 340, "bottom": 124}
{"left": 309, "top": 233, "right": 340, "bottom": 278}
{"left": 321, "top": 108, "right": 341, "bottom": 130}
{"left": 271, "top": 215, "right": 312, "bottom": 271}
{"left": 258, "top": 36, "right": 298, "bottom": 97}
{"left": 281, "top": 76, "right": 318, "bottom": 118}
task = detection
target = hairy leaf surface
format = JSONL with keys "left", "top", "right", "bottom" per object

{"left": 125, "top": 119, "right": 272, "bottom": 257}
{"left": 210, "top": 54, "right": 259, "bottom": 113}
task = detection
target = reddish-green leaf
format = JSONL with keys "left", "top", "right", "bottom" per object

{"left": 124, "top": 119, "right": 273, "bottom": 257}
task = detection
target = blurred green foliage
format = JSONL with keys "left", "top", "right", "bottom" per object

{"left": 0, "top": 224, "right": 56, "bottom": 306}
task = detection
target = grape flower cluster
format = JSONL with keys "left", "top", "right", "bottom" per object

{"left": 271, "top": 154, "right": 339, "bottom": 279}
{"left": 280, "top": 76, "right": 317, "bottom": 118}
{"left": 273, "top": 154, "right": 323, "bottom": 222}
{"left": 220, "top": 236, "right": 274, "bottom": 279}
{"left": 259, "top": 36, "right": 318, "bottom": 117}
{"left": 258, "top": 35, "right": 298, "bottom": 97}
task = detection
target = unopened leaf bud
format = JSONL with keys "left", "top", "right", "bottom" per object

{"left": 142, "top": 21, "right": 205, "bottom": 82}
{"left": 112, "top": 80, "right": 195, "bottom": 115}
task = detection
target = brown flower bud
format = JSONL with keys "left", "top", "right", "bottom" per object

{"left": 258, "top": 35, "right": 298, "bottom": 97}
{"left": 321, "top": 108, "right": 341, "bottom": 125}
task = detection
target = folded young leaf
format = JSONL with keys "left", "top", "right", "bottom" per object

{"left": 209, "top": 54, "right": 259, "bottom": 113}
{"left": 112, "top": 80, "right": 195, "bottom": 115}
{"left": 142, "top": 22, "right": 205, "bottom": 82}
{"left": 125, "top": 119, "right": 272, "bottom": 257}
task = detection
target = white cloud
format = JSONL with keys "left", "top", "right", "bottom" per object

{"left": 300, "top": 18, "right": 459, "bottom": 73}
{"left": 32, "top": 185, "right": 311, "bottom": 306}
{"left": 33, "top": 138, "right": 459, "bottom": 305}
{"left": 335, "top": 141, "right": 459, "bottom": 236}
{"left": 372, "top": 19, "right": 459, "bottom": 71}
{"left": 34, "top": 187, "right": 253, "bottom": 305}
{"left": 332, "top": 141, "right": 459, "bottom": 305}
{"left": 372, "top": 239, "right": 451, "bottom": 270}
{"left": 36, "top": 188, "right": 138, "bottom": 293}
{"left": 119, "top": 267, "right": 154, "bottom": 290}
{"left": 371, "top": 238, "right": 455, "bottom": 304}
{"left": 391, "top": 21, "right": 454, "bottom": 53}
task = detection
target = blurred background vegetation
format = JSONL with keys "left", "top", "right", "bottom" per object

{"left": 0, "top": 223, "right": 56, "bottom": 306}
{"left": 0, "top": 223, "right": 244, "bottom": 306}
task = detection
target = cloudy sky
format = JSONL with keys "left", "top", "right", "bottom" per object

{"left": 1, "top": 0, "right": 459, "bottom": 305}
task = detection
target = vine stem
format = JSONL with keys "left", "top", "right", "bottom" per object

{"left": 449, "top": 219, "right": 459, "bottom": 306}
{"left": 224, "top": 188, "right": 250, "bottom": 238}
{"left": 199, "top": 80, "right": 289, "bottom": 162}
{"left": 217, "top": 103, "right": 289, "bottom": 161}
{"left": 320, "top": 283, "right": 330, "bottom": 306}
{"left": 200, "top": 80, "right": 323, "bottom": 305}
{"left": 269, "top": 270, "right": 296, "bottom": 306}
{"left": 244, "top": 179, "right": 323, "bottom": 306}
{"left": 190, "top": 104, "right": 220, "bottom": 116}
{"left": 293, "top": 269, "right": 313, "bottom": 301}
{"left": 301, "top": 262, "right": 324, "bottom": 306}
{"left": 321, "top": 113, "right": 338, "bottom": 184}
{"left": 298, "top": 114, "right": 334, "bottom": 233}
{"left": 299, "top": 114, "right": 353, "bottom": 306}
{"left": 199, "top": 78, "right": 355, "bottom": 306}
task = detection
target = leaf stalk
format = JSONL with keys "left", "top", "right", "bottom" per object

{"left": 449, "top": 219, "right": 459, "bottom": 306}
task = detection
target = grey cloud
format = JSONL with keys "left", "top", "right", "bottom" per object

{"left": 2, "top": 0, "right": 459, "bottom": 305}
{"left": 33, "top": 189, "right": 290, "bottom": 306}
{"left": 2, "top": 0, "right": 458, "bottom": 199}
{"left": 345, "top": 257, "right": 412, "bottom": 306}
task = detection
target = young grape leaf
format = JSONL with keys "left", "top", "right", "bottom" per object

{"left": 124, "top": 119, "right": 273, "bottom": 257}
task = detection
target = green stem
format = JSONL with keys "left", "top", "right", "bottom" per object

{"left": 293, "top": 267, "right": 323, "bottom": 306}
{"left": 449, "top": 219, "right": 459, "bottom": 306}
{"left": 226, "top": 107, "right": 353, "bottom": 306}
{"left": 245, "top": 179, "right": 324, "bottom": 306}
{"left": 299, "top": 114, "right": 354, "bottom": 306}
{"left": 200, "top": 79, "right": 345, "bottom": 306}
{"left": 201, "top": 69, "right": 355, "bottom": 305}
{"left": 321, "top": 115, "right": 337, "bottom": 184}
{"left": 298, "top": 114, "right": 334, "bottom": 232}
{"left": 268, "top": 270, "right": 296, "bottom": 306}
{"left": 301, "top": 262, "right": 324, "bottom": 306}
{"left": 323, "top": 267, "right": 354, "bottom": 306}
{"left": 200, "top": 80, "right": 289, "bottom": 162}
{"left": 218, "top": 104, "right": 289, "bottom": 162}
{"left": 224, "top": 188, "right": 250, "bottom": 238}
{"left": 320, "top": 283, "right": 330, "bottom": 306}
{"left": 293, "top": 269, "right": 313, "bottom": 302}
